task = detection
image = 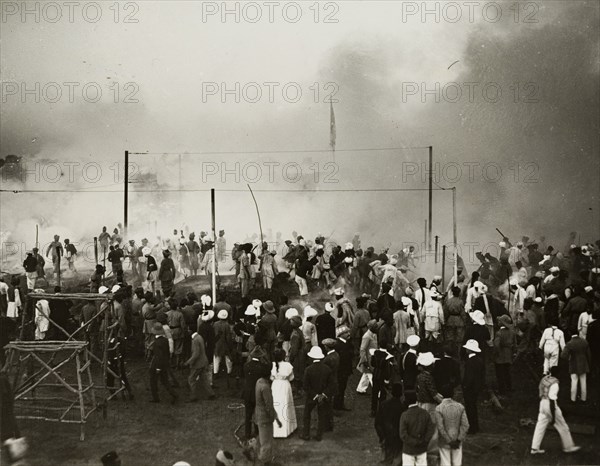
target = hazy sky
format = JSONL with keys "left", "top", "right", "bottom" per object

{"left": 1, "top": 0, "right": 599, "bottom": 264}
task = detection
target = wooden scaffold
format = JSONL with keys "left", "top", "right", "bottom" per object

{"left": 3, "top": 291, "right": 128, "bottom": 440}
{"left": 4, "top": 340, "right": 95, "bottom": 440}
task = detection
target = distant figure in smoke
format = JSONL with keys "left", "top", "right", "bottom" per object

{"left": 111, "top": 227, "right": 122, "bottom": 246}
{"left": 159, "top": 249, "right": 176, "bottom": 298}
{"left": 108, "top": 245, "right": 124, "bottom": 276}
{"left": 352, "top": 233, "right": 361, "bottom": 252}
{"left": 99, "top": 226, "right": 111, "bottom": 257}
{"left": 90, "top": 264, "right": 105, "bottom": 293}
{"left": 178, "top": 238, "right": 190, "bottom": 277}
{"left": 122, "top": 239, "right": 137, "bottom": 276}
{"left": 46, "top": 234, "right": 63, "bottom": 279}
{"left": 260, "top": 250, "right": 278, "bottom": 292}
{"left": 187, "top": 233, "right": 201, "bottom": 276}
{"left": 238, "top": 244, "right": 253, "bottom": 298}
{"left": 217, "top": 230, "right": 227, "bottom": 262}
{"left": 64, "top": 239, "right": 77, "bottom": 272}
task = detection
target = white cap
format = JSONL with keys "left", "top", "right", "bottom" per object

{"left": 285, "top": 308, "right": 299, "bottom": 319}
{"left": 417, "top": 352, "right": 436, "bottom": 367}
{"left": 244, "top": 305, "right": 256, "bottom": 316}
{"left": 344, "top": 242, "right": 353, "bottom": 250}
{"left": 473, "top": 281, "right": 484, "bottom": 289}
{"left": 325, "top": 302, "right": 335, "bottom": 312}
{"left": 142, "top": 247, "right": 152, "bottom": 255}
{"left": 217, "top": 309, "right": 228, "bottom": 320}
{"left": 333, "top": 287, "right": 344, "bottom": 296}
{"left": 304, "top": 306, "right": 318, "bottom": 319}
{"left": 463, "top": 339, "right": 481, "bottom": 353}
{"left": 252, "top": 299, "right": 262, "bottom": 309}
{"left": 550, "top": 266, "right": 560, "bottom": 273}
{"left": 307, "top": 345, "right": 324, "bottom": 359}
{"left": 471, "top": 310, "right": 485, "bottom": 325}
{"left": 401, "top": 296, "right": 412, "bottom": 307}
{"left": 98, "top": 286, "right": 109, "bottom": 294}
{"left": 407, "top": 335, "right": 420, "bottom": 347}
{"left": 111, "top": 285, "right": 120, "bottom": 293}
{"left": 344, "top": 256, "right": 353, "bottom": 264}
{"left": 499, "top": 241, "right": 507, "bottom": 248}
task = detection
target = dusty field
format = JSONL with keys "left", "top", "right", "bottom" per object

{"left": 13, "top": 274, "right": 600, "bottom": 466}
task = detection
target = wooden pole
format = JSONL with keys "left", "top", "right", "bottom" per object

{"left": 35, "top": 224, "right": 39, "bottom": 249}
{"left": 428, "top": 145, "right": 433, "bottom": 250}
{"left": 424, "top": 220, "right": 427, "bottom": 247}
{"left": 452, "top": 187, "right": 458, "bottom": 286}
{"left": 57, "top": 254, "right": 61, "bottom": 288}
{"left": 247, "top": 184, "right": 264, "bottom": 253}
{"left": 441, "top": 245, "right": 446, "bottom": 291}
{"left": 435, "top": 235, "right": 439, "bottom": 264}
{"left": 93, "top": 237, "right": 98, "bottom": 265}
{"left": 211, "top": 189, "right": 217, "bottom": 305}
{"left": 124, "top": 150, "right": 129, "bottom": 234}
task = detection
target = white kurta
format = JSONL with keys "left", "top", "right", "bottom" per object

{"left": 271, "top": 361, "right": 297, "bottom": 438}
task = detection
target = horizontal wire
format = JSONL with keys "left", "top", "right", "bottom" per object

{"left": 1, "top": 187, "right": 447, "bottom": 194}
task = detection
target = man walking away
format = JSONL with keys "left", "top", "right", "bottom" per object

{"left": 561, "top": 333, "right": 591, "bottom": 403}
{"left": 185, "top": 330, "right": 215, "bottom": 402}
{"left": 255, "top": 364, "right": 282, "bottom": 465}
{"left": 375, "top": 382, "right": 406, "bottom": 465}
{"left": 148, "top": 323, "right": 178, "bottom": 404}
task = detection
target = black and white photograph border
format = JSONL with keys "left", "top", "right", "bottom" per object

{"left": 1, "top": 1, "right": 599, "bottom": 465}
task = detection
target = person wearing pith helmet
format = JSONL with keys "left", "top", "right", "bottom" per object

{"left": 301, "top": 345, "right": 333, "bottom": 442}
{"left": 462, "top": 339, "right": 484, "bottom": 434}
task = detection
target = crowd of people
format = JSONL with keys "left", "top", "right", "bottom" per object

{"left": 1, "top": 228, "right": 600, "bottom": 465}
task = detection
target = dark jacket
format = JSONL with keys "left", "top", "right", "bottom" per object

{"left": 255, "top": 378, "right": 276, "bottom": 424}
{"left": 303, "top": 361, "right": 334, "bottom": 398}
{"left": 323, "top": 351, "right": 340, "bottom": 392}
{"left": 197, "top": 321, "right": 215, "bottom": 360}
{"left": 315, "top": 313, "right": 336, "bottom": 344}
{"left": 23, "top": 255, "right": 38, "bottom": 272}
{"left": 186, "top": 333, "right": 208, "bottom": 369}
{"left": 150, "top": 336, "right": 170, "bottom": 370}
{"left": 562, "top": 335, "right": 591, "bottom": 375}
{"left": 587, "top": 319, "right": 600, "bottom": 364}
{"left": 402, "top": 350, "right": 418, "bottom": 389}
{"left": 433, "top": 355, "right": 461, "bottom": 390}
{"left": 493, "top": 326, "right": 516, "bottom": 364}
{"left": 242, "top": 359, "right": 269, "bottom": 402}
{"left": 463, "top": 354, "right": 485, "bottom": 393}
{"left": 336, "top": 337, "right": 354, "bottom": 379}
{"left": 399, "top": 405, "right": 436, "bottom": 455}
{"left": 375, "top": 397, "right": 406, "bottom": 448}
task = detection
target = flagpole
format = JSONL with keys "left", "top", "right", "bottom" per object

{"left": 330, "top": 101, "right": 336, "bottom": 163}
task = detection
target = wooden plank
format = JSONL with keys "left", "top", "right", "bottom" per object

{"left": 29, "top": 292, "right": 113, "bottom": 301}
